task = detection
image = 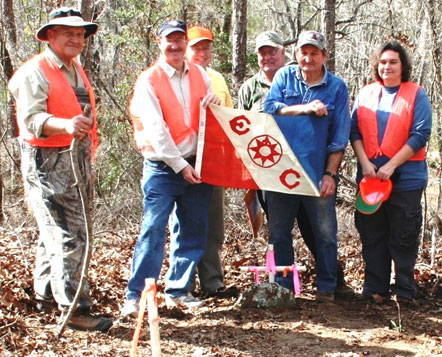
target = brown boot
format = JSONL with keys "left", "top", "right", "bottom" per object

{"left": 67, "top": 310, "right": 112, "bottom": 332}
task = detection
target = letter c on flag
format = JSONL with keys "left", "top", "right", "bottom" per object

{"left": 230, "top": 115, "right": 250, "bottom": 136}
{"left": 280, "top": 168, "right": 300, "bottom": 189}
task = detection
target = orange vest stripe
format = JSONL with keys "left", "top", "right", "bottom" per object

{"left": 17, "top": 52, "right": 98, "bottom": 157}
{"left": 131, "top": 61, "right": 207, "bottom": 153}
{"left": 357, "top": 81, "right": 425, "bottom": 161}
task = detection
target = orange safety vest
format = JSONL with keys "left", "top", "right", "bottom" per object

{"left": 357, "top": 81, "right": 425, "bottom": 161}
{"left": 131, "top": 61, "right": 207, "bottom": 154}
{"left": 15, "top": 51, "right": 98, "bottom": 156}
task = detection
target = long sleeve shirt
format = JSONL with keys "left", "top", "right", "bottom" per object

{"left": 129, "top": 58, "right": 213, "bottom": 173}
{"left": 237, "top": 70, "right": 272, "bottom": 112}
{"left": 350, "top": 85, "right": 432, "bottom": 191}
{"left": 264, "top": 65, "right": 351, "bottom": 188}
{"left": 207, "top": 67, "right": 233, "bottom": 108}
{"left": 8, "top": 47, "right": 85, "bottom": 139}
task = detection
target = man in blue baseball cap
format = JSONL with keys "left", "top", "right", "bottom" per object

{"left": 122, "top": 20, "right": 220, "bottom": 317}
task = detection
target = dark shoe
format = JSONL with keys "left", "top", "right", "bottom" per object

{"left": 67, "top": 310, "right": 113, "bottom": 332}
{"left": 357, "top": 292, "right": 386, "bottom": 304}
{"left": 316, "top": 292, "right": 335, "bottom": 303}
{"left": 335, "top": 283, "right": 355, "bottom": 299}
{"left": 202, "top": 286, "right": 240, "bottom": 299}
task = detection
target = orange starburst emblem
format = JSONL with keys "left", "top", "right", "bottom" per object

{"left": 247, "top": 135, "right": 283, "bottom": 168}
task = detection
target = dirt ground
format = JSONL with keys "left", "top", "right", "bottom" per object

{"left": 1, "top": 189, "right": 441, "bottom": 357}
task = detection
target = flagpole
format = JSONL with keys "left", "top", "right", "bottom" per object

{"left": 195, "top": 101, "right": 208, "bottom": 176}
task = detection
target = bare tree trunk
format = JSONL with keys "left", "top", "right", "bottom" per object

{"left": 80, "top": 0, "right": 95, "bottom": 76}
{"left": 181, "top": 1, "right": 188, "bottom": 23}
{"left": 231, "top": 0, "right": 247, "bottom": 88}
{"left": 424, "top": 0, "right": 442, "bottom": 213}
{"left": 321, "top": 0, "right": 336, "bottom": 73}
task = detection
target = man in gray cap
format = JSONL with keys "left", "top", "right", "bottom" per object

{"left": 8, "top": 7, "right": 111, "bottom": 331}
{"left": 264, "top": 30, "right": 351, "bottom": 303}
{"left": 122, "top": 19, "right": 220, "bottom": 317}
{"left": 237, "top": 30, "right": 285, "bottom": 241}
{"left": 238, "top": 30, "right": 285, "bottom": 112}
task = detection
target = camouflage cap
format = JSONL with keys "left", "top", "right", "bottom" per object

{"left": 255, "top": 31, "right": 284, "bottom": 52}
{"left": 296, "top": 30, "right": 326, "bottom": 50}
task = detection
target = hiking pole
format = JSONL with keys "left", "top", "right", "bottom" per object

{"left": 57, "top": 104, "right": 93, "bottom": 337}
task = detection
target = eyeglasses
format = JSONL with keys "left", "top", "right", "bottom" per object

{"left": 258, "top": 47, "right": 281, "bottom": 57}
{"left": 50, "top": 8, "right": 82, "bottom": 20}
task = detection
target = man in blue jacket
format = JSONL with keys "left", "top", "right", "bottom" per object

{"left": 264, "top": 30, "right": 351, "bottom": 302}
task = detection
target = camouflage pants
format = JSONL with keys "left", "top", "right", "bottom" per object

{"left": 20, "top": 137, "right": 93, "bottom": 311}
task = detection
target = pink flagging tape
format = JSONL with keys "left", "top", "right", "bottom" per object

{"left": 265, "top": 249, "right": 276, "bottom": 275}
{"left": 292, "top": 264, "right": 301, "bottom": 295}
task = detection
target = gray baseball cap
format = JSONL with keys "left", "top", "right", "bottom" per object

{"left": 296, "top": 30, "right": 326, "bottom": 51}
{"left": 255, "top": 31, "right": 284, "bottom": 52}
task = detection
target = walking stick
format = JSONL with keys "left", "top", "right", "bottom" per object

{"left": 57, "top": 104, "right": 93, "bottom": 337}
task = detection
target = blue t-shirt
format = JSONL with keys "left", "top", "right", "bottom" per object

{"left": 350, "top": 85, "right": 432, "bottom": 191}
{"left": 264, "top": 65, "right": 351, "bottom": 189}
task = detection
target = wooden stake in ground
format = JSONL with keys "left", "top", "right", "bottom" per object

{"left": 130, "top": 278, "right": 161, "bottom": 357}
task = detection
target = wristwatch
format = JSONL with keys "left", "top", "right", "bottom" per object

{"left": 324, "top": 170, "right": 337, "bottom": 180}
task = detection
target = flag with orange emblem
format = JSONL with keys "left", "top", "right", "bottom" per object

{"left": 195, "top": 104, "right": 319, "bottom": 197}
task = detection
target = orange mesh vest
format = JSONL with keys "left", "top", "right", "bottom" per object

{"left": 357, "top": 81, "right": 425, "bottom": 161}
{"left": 131, "top": 61, "right": 207, "bottom": 153}
{"left": 16, "top": 52, "right": 98, "bottom": 156}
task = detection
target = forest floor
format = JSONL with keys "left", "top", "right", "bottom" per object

{"left": 1, "top": 189, "right": 441, "bottom": 357}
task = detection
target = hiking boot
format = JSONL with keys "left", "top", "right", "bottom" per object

{"left": 121, "top": 299, "right": 139, "bottom": 318}
{"left": 67, "top": 310, "right": 112, "bottom": 332}
{"left": 335, "top": 283, "right": 355, "bottom": 300}
{"left": 357, "top": 292, "right": 386, "bottom": 304}
{"left": 201, "top": 286, "right": 240, "bottom": 299}
{"left": 165, "top": 292, "right": 205, "bottom": 308}
{"left": 316, "top": 292, "right": 335, "bottom": 303}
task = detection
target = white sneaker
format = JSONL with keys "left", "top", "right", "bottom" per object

{"left": 121, "top": 299, "right": 139, "bottom": 317}
{"left": 165, "top": 292, "right": 205, "bottom": 308}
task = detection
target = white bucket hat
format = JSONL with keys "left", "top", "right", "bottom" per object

{"left": 36, "top": 7, "right": 98, "bottom": 41}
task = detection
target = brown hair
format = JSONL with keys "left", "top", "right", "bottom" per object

{"left": 372, "top": 40, "right": 412, "bottom": 83}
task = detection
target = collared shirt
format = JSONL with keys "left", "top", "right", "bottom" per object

{"left": 264, "top": 65, "right": 351, "bottom": 188}
{"left": 129, "top": 58, "right": 212, "bottom": 173}
{"left": 8, "top": 47, "right": 85, "bottom": 139}
{"left": 237, "top": 70, "right": 272, "bottom": 111}
{"left": 207, "top": 67, "right": 233, "bottom": 108}
{"left": 350, "top": 85, "right": 432, "bottom": 191}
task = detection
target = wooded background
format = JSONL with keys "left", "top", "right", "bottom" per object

{"left": 1, "top": 0, "right": 441, "bottom": 243}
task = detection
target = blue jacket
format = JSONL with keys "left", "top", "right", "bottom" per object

{"left": 264, "top": 65, "right": 351, "bottom": 188}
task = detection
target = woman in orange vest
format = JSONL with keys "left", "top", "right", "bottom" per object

{"left": 350, "top": 40, "right": 432, "bottom": 305}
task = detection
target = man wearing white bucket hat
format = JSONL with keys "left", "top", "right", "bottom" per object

{"left": 8, "top": 7, "right": 111, "bottom": 331}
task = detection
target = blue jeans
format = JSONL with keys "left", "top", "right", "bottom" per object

{"left": 126, "top": 159, "right": 212, "bottom": 301}
{"left": 265, "top": 191, "right": 338, "bottom": 293}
